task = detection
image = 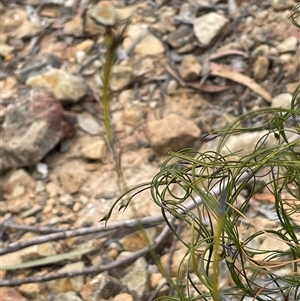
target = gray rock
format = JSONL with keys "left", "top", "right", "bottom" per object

{"left": 26, "top": 68, "right": 88, "bottom": 103}
{"left": 147, "top": 113, "right": 201, "bottom": 155}
{"left": 167, "top": 25, "right": 194, "bottom": 49}
{"left": 121, "top": 257, "right": 148, "bottom": 301}
{"left": 80, "top": 273, "right": 124, "bottom": 300}
{"left": 178, "top": 3, "right": 196, "bottom": 19}
{"left": 19, "top": 53, "right": 62, "bottom": 83}
{"left": 1, "top": 89, "right": 76, "bottom": 171}
{"left": 54, "top": 292, "right": 84, "bottom": 301}
{"left": 77, "top": 113, "right": 101, "bottom": 135}
{"left": 193, "top": 12, "right": 229, "bottom": 47}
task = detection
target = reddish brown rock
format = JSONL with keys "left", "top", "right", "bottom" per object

{"left": 1, "top": 88, "right": 76, "bottom": 171}
{"left": 0, "top": 287, "right": 27, "bottom": 301}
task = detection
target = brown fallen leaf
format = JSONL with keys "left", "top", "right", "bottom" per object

{"left": 165, "top": 63, "right": 229, "bottom": 93}
{"left": 210, "top": 62, "right": 272, "bottom": 102}
{"left": 209, "top": 49, "right": 248, "bottom": 61}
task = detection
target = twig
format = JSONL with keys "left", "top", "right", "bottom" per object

{"left": 0, "top": 221, "right": 172, "bottom": 287}
{"left": 0, "top": 215, "right": 165, "bottom": 255}
{"left": 1, "top": 223, "right": 68, "bottom": 233}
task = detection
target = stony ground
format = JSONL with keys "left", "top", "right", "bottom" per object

{"left": 0, "top": 0, "right": 300, "bottom": 300}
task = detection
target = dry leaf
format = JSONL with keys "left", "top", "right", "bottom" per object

{"left": 165, "top": 63, "right": 229, "bottom": 93}
{"left": 210, "top": 63, "right": 272, "bottom": 102}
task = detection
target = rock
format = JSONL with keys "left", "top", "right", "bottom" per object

{"left": 59, "top": 171, "right": 80, "bottom": 194}
{"left": 0, "top": 287, "right": 27, "bottom": 301}
{"left": 35, "top": 180, "right": 45, "bottom": 193}
{"left": 279, "top": 53, "right": 292, "bottom": 64}
{"left": 81, "top": 139, "right": 107, "bottom": 161}
{"left": 110, "top": 65, "right": 133, "bottom": 91}
{"left": 16, "top": 21, "right": 44, "bottom": 39}
{"left": 113, "top": 293, "right": 134, "bottom": 301}
{"left": 276, "top": 36, "right": 298, "bottom": 53}
{"left": 160, "top": 248, "right": 189, "bottom": 277}
{"left": 77, "top": 113, "right": 101, "bottom": 135}
{"left": 166, "top": 79, "right": 178, "bottom": 94}
{"left": 167, "top": 25, "right": 194, "bottom": 49}
{"left": 84, "top": 11, "right": 106, "bottom": 35}
{"left": 76, "top": 39, "right": 94, "bottom": 54}
{"left": 253, "top": 56, "right": 269, "bottom": 81}
{"left": 2, "top": 169, "right": 35, "bottom": 198}
{"left": 119, "top": 228, "right": 157, "bottom": 251}
{"left": 20, "top": 242, "right": 57, "bottom": 261}
{"left": 253, "top": 233, "right": 290, "bottom": 262}
{"left": 125, "top": 24, "right": 164, "bottom": 56}
{"left": 272, "top": 0, "right": 296, "bottom": 11}
{"left": 2, "top": 9, "right": 27, "bottom": 33}
{"left": 80, "top": 273, "right": 124, "bottom": 300}
{"left": 193, "top": 12, "right": 229, "bottom": 47}
{"left": 63, "top": 15, "right": 83, "bottom": 36}
{"left": 89, "top": 1, "right": 116, "bottom": 26}
{"left": 179, "top": 54, "right": 202, "bottom": 81}
{"left": 0, "top": 76, "right": 18, "bottom": 99}
{"left": 36, "top": 162, "right": 49, "bottom": 178}
{"left": 53, "top": 291, "right": 84, "bottom": 301}
{"left": 46, "top": 181, "right": 61, "bottom": 197}
{"left": 26, "top": 69, "right": 87, "bottom": 103}
{"left": 121, "top": 257, "right": 148, "bottom": 301}
{"left": 0, "top": 43, "right": 14, "bottom": 57}
{"left": 251, "top": 44, "right": 270, "bottom": 58}
{"left": 149, "top": 272, "right": 164, "bottom": 289}
{"left": 19, "top": 53, "right": 62, "bottom": 83}
{"left": 11, "top": 185, "right": 25, "bottom": 198}
{"left": 18, "top": 283, "right": 41, "bottom": 299}
{"left": 155, "top": 0, "right": 168, "bottom": 6}
{"left": 1, "top": 89, "right": 76, "bottom": 170}
{"left": 59, "top": 194, "right": 74, "bottom": 206}
{"left": 200, "top": 130, "right": 280, "bottom": 159}
{"left": 179, "top": 3, "right": 195, "bottom": 18}
{"left": 147, "top": 113, "right": 201, "bottom": 155}
{"left": 58, "top": 160, "right": 88, "bottom": 194}
{"left": 116, "top": 6, "right": 134, "bottom": 22}
{"left": 271, "top": 93, "right": 292, "bottom": 109}
{"left": 135, "top": 33, "right": 165, "bottom": 56}
{"left": 48, "top": 261, "right": 85, "bottom": 294}
{"left": 122, "top": 106, "right": 142, "bottom": 126}
{"left": 21, "top": 204, "right": 43, "bottom": 218}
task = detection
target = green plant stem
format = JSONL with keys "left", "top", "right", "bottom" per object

{"left": 102, "top": 27, "right": 128, "bottom": 193}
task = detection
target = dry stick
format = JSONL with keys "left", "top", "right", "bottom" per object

{"left": 1, "top": 169, "right": 255, "bottom": 256}
{"left": 1, "top": 223, "right": 68, "bottom": 233}
{"left": 1, "top": 171, "right": 256, "bottom": 287}
{"left": 0, "top": 215, "right": 164, "bottom": 255}
{"left": 0, "top": 222, "right": 173, "bottom": 287}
